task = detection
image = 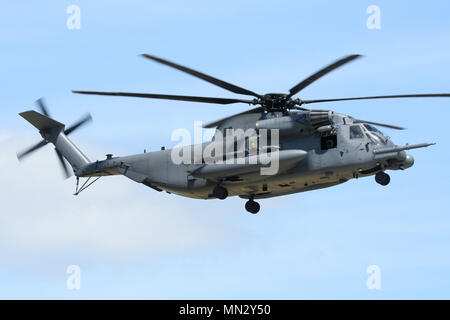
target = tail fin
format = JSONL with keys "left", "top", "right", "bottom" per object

{"left": 19, "top": 110, "right": 90, "bottom": 175}
{"left": 20, "top": 110, "right": 65, "bottom": 131}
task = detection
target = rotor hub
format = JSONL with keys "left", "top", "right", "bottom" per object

{"left": 259, "top": 93, "right": 296, "bottom": 111}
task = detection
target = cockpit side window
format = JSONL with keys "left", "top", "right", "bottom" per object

{"left": 364, "top": 124, "right": 383, "bottom": 135}
{"left": 349, "top": 125, "right": 364, "bottom": 139}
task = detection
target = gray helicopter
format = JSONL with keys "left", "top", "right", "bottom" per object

{"left": 18, "top": 54, "right": 445, "bottom": 213}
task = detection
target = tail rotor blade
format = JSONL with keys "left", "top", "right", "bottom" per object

{"left": 64, "top": 113, "right": 92, "bottom": 136}
{"left": 55, "top": 149, "right": 72, "bottom": 179}
{"left": 17, "top": 140, "right": 48, "bottom": 160}
{"left": 36, "top": 98, "right": 50, "bottom": 117}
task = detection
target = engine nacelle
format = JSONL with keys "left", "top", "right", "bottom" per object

{"left": 255, "top": 110, "right": 333, "bottom": 136}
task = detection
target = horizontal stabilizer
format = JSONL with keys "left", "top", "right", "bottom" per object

{"left": 19, "top": 110, "right": 64, "bottom": 131}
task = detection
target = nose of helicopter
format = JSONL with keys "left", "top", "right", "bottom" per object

{"left": 403, "top": 154, "right": 414, "bottom": 169}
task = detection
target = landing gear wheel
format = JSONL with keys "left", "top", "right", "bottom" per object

{"left": 213, "top": 185, "right": 228, "bottom": 200}
{"left": 375, "top": 171, "right": 390, "bottom": 186}
{"left": 245, "top": 200, "right": 260, "bottom": 214}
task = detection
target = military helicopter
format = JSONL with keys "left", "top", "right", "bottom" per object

{"left": 18, "top": 54, "right": 446, "bottom": 213}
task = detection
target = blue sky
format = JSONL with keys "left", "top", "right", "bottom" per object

{"left": 1, "top": 0, "right": 449, "bottom": 299}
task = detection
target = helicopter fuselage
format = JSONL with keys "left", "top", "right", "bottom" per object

{"left": 78, "top": 111, "right": 415, "bottom": 201}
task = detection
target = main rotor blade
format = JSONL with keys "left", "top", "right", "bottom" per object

{"left": 36, "top": 97, "right": 50, "bottom": 117}
{"left": 288, "top": 54, "right": 362, "bottom": 97}
{"left": 355, "top": 120, "right": 405, "bottom": 130}
{"left": 17, "top": 140, "right": 48, "bottom": 160}
{"left": 300, "top": 93, "right": 450, "bottom": 105}
{"left": 141, "top": 54, "right": 262, "bottom": 98}
{"left": 72, "top": 90, "right": 256, "bottom": 105}
{"left": 203, "top": 107, "right": 265, "bottom": 128}
{"left": 55, "top": 149, "right": 72, "bottom": 179}
{"left": 64, "top": 113, "right": 92, "bottom": 136}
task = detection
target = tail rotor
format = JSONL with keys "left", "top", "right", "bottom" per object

{"left": 17, "top": 98, "right": 92, "bottom": 179}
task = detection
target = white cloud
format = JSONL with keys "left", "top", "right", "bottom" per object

{"left": 0, "top": 131, "right": 244, "bottom": 266}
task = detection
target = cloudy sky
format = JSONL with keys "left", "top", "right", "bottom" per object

{"left": 1, "top": 1, "right": 449, "bottom": 299}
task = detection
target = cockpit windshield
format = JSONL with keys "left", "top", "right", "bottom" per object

{"left": 364, "top": 124, "right": 383, "bottom": 135}
{"left": 363, "top": 124, "right": 387, "bottom": 144}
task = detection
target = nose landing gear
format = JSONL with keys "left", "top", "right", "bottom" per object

{"left": 375, "top": 171, "right": 390, "bottom": 186}
{"left": 245, "top": 197, "right": 260, "bottom": 214}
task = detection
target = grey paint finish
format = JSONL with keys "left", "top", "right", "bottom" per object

{"left": 20, "top": 109, "right": 434, "bottom": 206}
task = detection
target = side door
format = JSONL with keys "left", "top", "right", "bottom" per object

{"left": 347, "top": 124, "right": 367, "bottom": 161}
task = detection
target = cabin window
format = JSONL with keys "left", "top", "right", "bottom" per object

{"left": 321, "top": 135, "right": 337, "bottom": 150}
{"left": 349, "top": 125, "right": 364, "bottom": 139}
